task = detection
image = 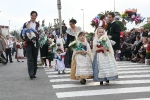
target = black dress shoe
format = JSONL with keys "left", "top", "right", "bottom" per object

{"left": 33, "top": 76, "right": 36, "bottom": 78}
{"left": 100, "top": 81, "right": 103, "bottom": 85}
{"left": 10, "top": 61, "right": 13, "bottom": 63}
{"left": 30, "top": 75, "right": 34, "bottom": 80}
{"left": 106, "top": 80, "right": 109, "bottom": 83}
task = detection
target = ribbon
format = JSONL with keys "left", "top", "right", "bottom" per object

{"left": 56, "top": 56, "right": 62, "bottom": 61}
{"left": 76, "top": 43, "right": 85, "bottom": 51}
{"left": 98, "top": 41, "right": 108, "bottom": 49}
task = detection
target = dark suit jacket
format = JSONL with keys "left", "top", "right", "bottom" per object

{"left": 141, "top": 32, "right": 148, "bottom": 37}
{"left": 107, "top": 22, "right": 121, "bottom": 50}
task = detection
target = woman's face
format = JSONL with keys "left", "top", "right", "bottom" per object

{"left": 69, "top": 22, "right": 75, "bottom": 28}
{"left": 97, "top": 29, "right": 104, "bottom": 37}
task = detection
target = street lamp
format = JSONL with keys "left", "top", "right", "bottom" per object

{"left": 57, "top": 0, "right": 62, "bottom": 36}
{"left": 81, "top": 9, "right": 84, "bottom": 31}
{"left": 9, "top": 20, "right": 11, "bottom": 35}
{"left": 114, "top": 0, "right": 115, "bottom": 12}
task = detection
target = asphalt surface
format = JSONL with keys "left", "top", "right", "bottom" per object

{"left": 0, "top": 57, "right": 150, "bottom": 100}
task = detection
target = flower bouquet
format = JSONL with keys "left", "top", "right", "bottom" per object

{"left": 97, "top": 35, "right": 109, "bottom": 56}
{"left": 50, "top": 42, "right": 56, "bottom": 49}
{"left": 69, "top": 40, "right": 77, "bottom": 50}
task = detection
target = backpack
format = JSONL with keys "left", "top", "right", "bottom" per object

{"left": 20, "top": 21, "right": 39, "bottom": 41}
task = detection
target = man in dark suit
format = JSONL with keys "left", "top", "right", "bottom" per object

{"left": 140, "top": 27, "right": 148, "bottom": 37}
{"left": 107, "top": 12, "right": 121, "bottom": 55}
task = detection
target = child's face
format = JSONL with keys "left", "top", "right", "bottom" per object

{"left": 57, "top": 51, "right": 61, "bottom": 54}
{"left": 97, "top": 29, "right": 104, "bottom": 37}
{"left": 78, "top": 34, "right": 85, "bottom": 42}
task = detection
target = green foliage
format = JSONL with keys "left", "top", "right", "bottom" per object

{"left": 115, "top": 20, "right": 125, "bottom": 31}
{"left": 143, "top": 23, "right": 150, "bottom": 30}
{"left": 10, "top": 30, "right": 20, "bottom": 39}
{"left": 98, "top": 10, "right": 121, "bottom": 17}
{"left": 86, "top": 32, "right": 94, "bottom": 39}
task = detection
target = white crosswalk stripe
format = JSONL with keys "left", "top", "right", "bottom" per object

{"left": 44, "top": 61, "right": 150, "bottom": 99}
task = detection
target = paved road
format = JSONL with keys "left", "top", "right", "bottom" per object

{"left": 0, "top": 59, "right": 150, "bottom": 100}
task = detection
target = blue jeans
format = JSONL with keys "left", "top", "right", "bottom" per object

{"left": 12, "top": 48, "right": 16, "bottom": 56}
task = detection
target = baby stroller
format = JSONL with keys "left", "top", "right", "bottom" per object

{"left": 0, "top": 52, "right": 7, "bottom": 65}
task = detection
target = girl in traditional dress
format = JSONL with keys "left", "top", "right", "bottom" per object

{"left": 98, "top": 15, "right": 107, "bottom": 29}
{"left": 47, "top": 38, "right": 55, "bottom": 68}
{"left": 70, "top": 32, "right": 93, "bottom": 84}
{"left": 55, "top": 49, "right": 66, "bottom": 74}
{"left": 64, "top": 19, "right": 82, "bottom": 68}
{"left": 93, "top": 27, "right": 118, "bottom": 85}
{"left": 16, "top": 39, "right": 24, "bottom": 62}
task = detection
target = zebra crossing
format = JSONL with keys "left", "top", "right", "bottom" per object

{"left": 44, "top": 61, "right": 150, "bottom": 100}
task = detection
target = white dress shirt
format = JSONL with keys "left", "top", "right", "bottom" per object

{"left": 29, "top": 22, "right": 36, "bottom": 30}
{"left": 5, "top": 39, "right": 13, "bottom": 48}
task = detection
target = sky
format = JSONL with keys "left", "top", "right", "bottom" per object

{"left": 0, "top": 0, "right": 150, "bottom": 32}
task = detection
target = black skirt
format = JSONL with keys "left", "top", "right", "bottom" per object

{"left": 40, "top": 45, "right": 48, "bottom": 58}
{"left": 64, "top": 48, "right": 73, "bottom": 68}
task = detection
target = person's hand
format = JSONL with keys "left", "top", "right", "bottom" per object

{"left": 107, "top": 35, "right": 111, "bottom": 39}
{"left": 65, "top": 48, "right": 68, "bottom": 52}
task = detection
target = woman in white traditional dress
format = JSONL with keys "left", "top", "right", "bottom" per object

{"left": 16, "top": 39, "right": 24, "bottom": 62}
{"left": 70, "top": 32, "right": 93, "bottom": 84}
{"left": 64, "top": 19, "right": 82, "bottom": 68}
{"left": 93, "top": 27, "right": 118, "bottom": 85}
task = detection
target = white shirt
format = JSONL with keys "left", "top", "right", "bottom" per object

{"left": 52, "top": 30, "right": 56, "bottom": 36}
{"left": 140, "top": 32, "right": 143, "bottom": 37}
{"left": 5, "top": 39, "right": 13, "bottom": 48}
{"left": 111, "top": 20, "right": 115, "bottom": 24}
{"left": 29, "top": 22, "right": 36, "bottom": 30}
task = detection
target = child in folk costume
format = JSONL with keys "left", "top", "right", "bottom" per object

{"left": 47, "top": 38, "right": 55, "bottom": 68}
{"left": 16, "top": 39, "right": 24, "bottom": 62}
{"left": 70, "top": 32, "right": 93, "bottom": 84}
{"left": 93, "top": 28, "right": 118, "bottom": 85}
{"left": 55, "top": 49, "right": 66, "bottom": 74}
{"left": 22, "top": 22, "right": 37, "bottom": 47}
{"left": 98, "top": 15, "right": 107, "bottom": 29}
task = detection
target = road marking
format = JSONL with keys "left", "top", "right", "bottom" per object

{"left": 125, "top": 98, "right": 150, "bottom": 100}
{"left": 56, "top": 86, "right": 150, "bottom": 98}
{"left": 52, "top": 79, "right": 150, "bottom": 89}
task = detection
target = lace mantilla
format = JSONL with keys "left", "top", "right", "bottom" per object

{"left": 66, "top": 27, "right": 82, "bottom": 37}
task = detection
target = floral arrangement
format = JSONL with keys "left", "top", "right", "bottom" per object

{"left": 69, "top": 40, "right": 77, "bottom": 50}
{"left": 50, "top": 42, "right": 56, "bottom": 49}
{"left": 121, "top": 8, "right": 145, "bottom": 25}
{"left": 97, "top": 35, "right": 109, "bottom": 55}
{"left": 90, "top": 15, "right": 99, "bottom": 28}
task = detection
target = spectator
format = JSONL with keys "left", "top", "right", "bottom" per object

{"left": 5, "top": 35, "right": 13, "bottom": 63}
{"left": 12, "top": 38, "right": 16, "bottom": 56}
{"left": 140, "top": 27, "right": 148, "bottom": 37}
{"left": 62, "top": 24, "right": 67, "bottom": 34}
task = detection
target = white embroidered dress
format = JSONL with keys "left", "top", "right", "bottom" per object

{"left": 93, "top": 31, "right": 118, "bottom": 81}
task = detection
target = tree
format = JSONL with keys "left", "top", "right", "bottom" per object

{"left": 10, "top": 30, "right": 20, "bottom": 39}
{"left": 143, "top": 23, "right": 150, "bottom": 30}
{"left": 98, "top": 10, "right": 121, "bottom": 17}
{"left": 115, "top": 20, "right": 126, "bottom": 31}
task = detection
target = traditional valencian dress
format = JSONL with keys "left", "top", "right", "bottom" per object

{"left": 55, "top": 52, "right": 66, "bottom": 72}
{"left": 64, "top": 27, "right": 82, "bottom": 68}
{"left": 16, "top": 42, "right": 24, "bottom": 61}
{"left": 70, "top": 40, "right": 93, "bottom": 80}
{"left": 93, "top": 34, "right": 118, "bottom": 82}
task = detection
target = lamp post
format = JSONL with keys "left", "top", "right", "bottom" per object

{"left": 114, "top": 0, "right": 115, "bottom": 12}
{"left": 9, "top": 20, "right": 11, "bottom": 35}
{"left": 57, "top": 0, "right": 62, "bottom": 36}
{"left": 81, "top": 9, "right": 84, "bottom": 31}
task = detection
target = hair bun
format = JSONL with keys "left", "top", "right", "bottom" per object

{"left": 69, "top": 19, "right": 77, "bottom": 24}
